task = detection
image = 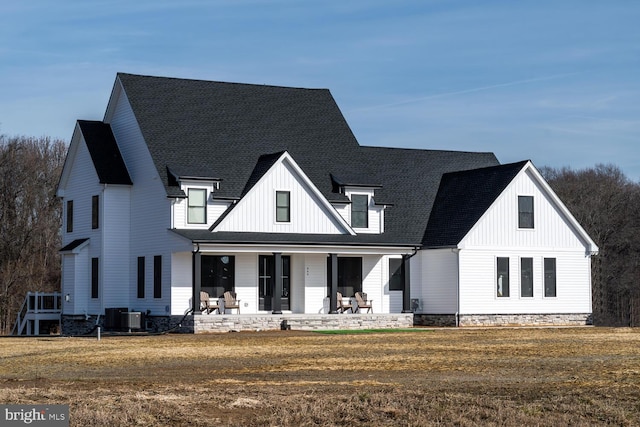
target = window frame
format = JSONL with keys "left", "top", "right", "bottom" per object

{"left": 91, "top": 257, "right": 99, "bottom": 299}
{"left": 389, "top": 258, "right": 404, "bottom": 291}
{"left": 518, "top": 195, "right": 534, "bottom": 229}
{"left": 187, "top": 188, "right": 207, "bottom": 224}
{"left": 496, "top": 257, "right": 510, "bottom": 298}
{"left": 544, "top": 258, "right": 557, "bottom": 298}
{"left": 520, "top": 257, "right": 534, "bottom": 298}
{"left": 153, "top": 255, "right": 162, "bottom": 299}
{"left": 66, "top": 200, "right": 73, "bottom": 233}
{"left": 275, "top": 191, "right": 290, "bottom": 223}
{"left": 351, "top": 194, "right": 369, "bottom": 228}
{"left": 137, "top": 256, "right": 145, "bottom": 299}
{"left": 92, "top": 195, "right": 100, "bottom": 229}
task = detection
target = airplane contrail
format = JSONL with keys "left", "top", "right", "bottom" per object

{"left": 349, "top": 72, "right": 581, "bottom": 112}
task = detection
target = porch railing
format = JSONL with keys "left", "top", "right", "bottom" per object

{"left": 11, "top": 292, "right": 62, "bottom": 335}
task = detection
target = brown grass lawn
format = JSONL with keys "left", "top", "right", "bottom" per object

{"left": 1, "top": 327, "right": 639, "bottom": 426}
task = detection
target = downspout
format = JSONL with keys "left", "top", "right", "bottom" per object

{"left": 401, "top": 246, "right": 420, "bottom": 314}
{"left": 452, "top": 247, "right": 460, "bottom": 327}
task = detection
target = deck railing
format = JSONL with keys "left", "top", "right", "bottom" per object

{"left": 11, "top": 292, "right": 62, "bottom": 335}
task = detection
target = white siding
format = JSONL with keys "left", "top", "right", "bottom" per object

{"left": 215, "top": 158, "right": 347, "bottom": 234}
{"left": 362, "top": 255, "right": 383, "bottom": 312}
{"left": 170, "top": 252, "right": 192, "bottom": 315}
{"left": 108, "top": 87, "right": 175, "bottom": 315}
{"left": 462, "top": 169, "right": 588, "bottom": 250}
{"left": 171, "top": 181, "right": 232, "bottom": 229}
{"left": 303, "top": 254, "right": 329, "bottom": 314}
{"left": 101, "top": 186, "right": 131, "bottom": 309}
{"left": 458, "top": 249, "right": 591, "bottom": 314}
{"left": 418, "top": 249, "right": 459, "bottom": 314}
{"left": 231, "top": 253, "right": 257, "bottom": 313}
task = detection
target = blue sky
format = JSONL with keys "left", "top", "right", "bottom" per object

{"left": 1, "top": 1, "right": 639, "bottom": 179}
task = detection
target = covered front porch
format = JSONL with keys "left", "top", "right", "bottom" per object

{"left": 170, "top": 238, "right": 417, "bottom": 319}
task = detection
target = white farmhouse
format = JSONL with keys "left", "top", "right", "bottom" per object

{"left": 56, "top": 73, "right": 598, "bottom": 333}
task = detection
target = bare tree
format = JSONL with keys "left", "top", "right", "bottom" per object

{"left": 541, "top": 164, "right": 640, "bottom": 326}
{"left": 0, "top": 135, "right": 66, "bottom": 334}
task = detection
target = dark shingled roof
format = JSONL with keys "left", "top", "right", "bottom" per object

{"left": 114, "top": 73, "right": 510, "bottom": 246}
{"left": 423, "top": 161, "right": 528, "bottom": 247}
{"left": 59, "top": 238, "right": 89, "bottom": 252}
{"left": 78, "top": 120, "right": 132, "bottom": 185}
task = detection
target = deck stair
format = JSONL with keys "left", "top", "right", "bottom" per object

{"left": 11, "top": 292, "right": 62, "bottom": 335}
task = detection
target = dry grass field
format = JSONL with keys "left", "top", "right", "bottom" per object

{"left": 1, "top": 327, "right": 639, "bottom": 426}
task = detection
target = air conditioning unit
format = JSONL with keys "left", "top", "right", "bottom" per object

{"left": 121, "top": 312, "right": 144, "bottom": 331}
{"left": 410, "top": 298, "right": 421, "bottom": 313}
{"left": 105, "top": 307, "right": 128, "bottom": 330}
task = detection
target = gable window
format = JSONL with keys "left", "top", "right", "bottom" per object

{"left": 351, "top": 194, "right": 368, "bottom": 228}
{"left": 91, "top": 257, "right": 99, "bottom": 299}
{"left": 520, "top": 257, "right": 533, "bottom": 297}
{"left": 66, "top": 200, "right": 73, "bottom": 233}
{"left": 153, "top": 255, "right": 162, "bottom": 298}
{"left": 137, "top": 257, "right": 145, "bottom": 299}
{"left": 188, "top": 188, "right": 207, "bottom": 224}
{"left": 92, "top": 195, "right": 99, "bottom": 229}
{"left": 389, "top": 258, "right": 404, "bottom": 291}
{"left": 518, "top": 196, "right": 534, "bottom": 229}
{"left": 276, "top": 191, "right": 290, "bottom": 222}
{"left": 497, "top": 257, "right": 510, "bottom": 297}
{"left": 544, "top": 258, "right": 557, "bottom": 297}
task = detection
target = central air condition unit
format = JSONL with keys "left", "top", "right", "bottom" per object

{"left": 105, "top": 307, "right": 128, "bottom": 330}
{"left": 121, "top": 312, "right": 144, "bottom": 331}
{"left": 410, "top": 298, "right": 421, "bottom": 313}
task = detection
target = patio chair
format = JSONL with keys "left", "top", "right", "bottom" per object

{"left": 223, "top": 291, "right": 241, "bottom": 314}
{"left": 200, "top": 291, "right": 220, "bottom": 314}
{"left": 336, "top": 292, "right": 353, "bottom": 313}
{"left": 355, "top": 292, "right": 373, "bottom": 313}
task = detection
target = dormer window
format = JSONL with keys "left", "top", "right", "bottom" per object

{"left": 518, "top": 196, "right": 534, "bottom": 229}
{"left": 351, "top": 194, "right": 368, "bottom": 228}
{"left": 188, "top": 188, "right": 207, "bottom": 224}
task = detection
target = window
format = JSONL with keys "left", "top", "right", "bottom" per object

{"left": 544, "top": 258, "right": 557, "bottom": 297}
{"left": 351, "top": 194, "right": 368, "bottom": 228}
{"left": 188, "top": 188, "right": 207, "bottom": 224}
{"left": 137, "top": 257, "right": 145, "bottom": 299}
{"left": 92, "top": 195, "right": 99, "bottom": 229}
{"left": 153, "top": 255, "right": 162, "bottom": 298}
{"left": 518, "top": 196, "right": 534, "bottom": 229}
{"left": 66, "top": 200, "right": 73, "bottom": 233}
{"left": 276, "top": 191, "right": 290, "bottom": 222}
{"left": 497, "top": 257, "right": 510, "bottom": 297}
{"left": 521, "top": 258, "right": 533, "bottom": 297}
{"left": 201, "top": 255, "right": 235, "bottom": 298}
{"left": 327, "top": 257, "right": 362, "bottom": 297}
{"left": 389, "top": 258, "right": 404, "bottom": 291}
{"left": 91, "top": 257, "right": 99, "bottom": 299}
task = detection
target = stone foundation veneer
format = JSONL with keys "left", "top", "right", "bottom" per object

{"left": 414, "top": 313, "right": 592, "bottom": 327}
{"left": 62, "top": 313, "right": 414, "bottom": 334}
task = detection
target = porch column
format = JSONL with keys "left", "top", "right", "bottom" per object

{"left": 401, "top": 254, "right": 412, "bottom": 313}
{"left": 329, "top": 253, "right": 338, "bottom": 314}
{"left": 272, "top": 252, "right": 283, "bottom": 314}
{"left": 193, "top": 249, "right": 202, "bottom": 314}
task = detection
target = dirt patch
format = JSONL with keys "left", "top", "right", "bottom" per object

{"left": 1, "top": 327, "right": 639, "bottom": 426}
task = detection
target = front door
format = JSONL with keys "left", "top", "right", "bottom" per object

{"left": 259, "top": 255, "right": 290, "bottom": 311}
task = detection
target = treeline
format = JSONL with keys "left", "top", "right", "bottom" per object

{"left": 0, "top": 135, "right": 639, "bottom": 331}
{"left": 541, "top": 164, "right": 640, "bottom": 327}
{"left": 0, "top": 135, "right": 67, "bottom": 334}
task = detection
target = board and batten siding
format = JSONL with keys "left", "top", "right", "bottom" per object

{"left": 215, "top": 159, "right": 347, "bottom": 234}
{"left": 107, "top": 85, "right": 175, "bottom": 316}
{"left": 461, "top": 168, "right": 589, "bottom": 250}
{"left": 458, "top": 249, "right": 591, "bottom": 314}
{"left": 101, "top": 186, "right": 131, "bottom": 309}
